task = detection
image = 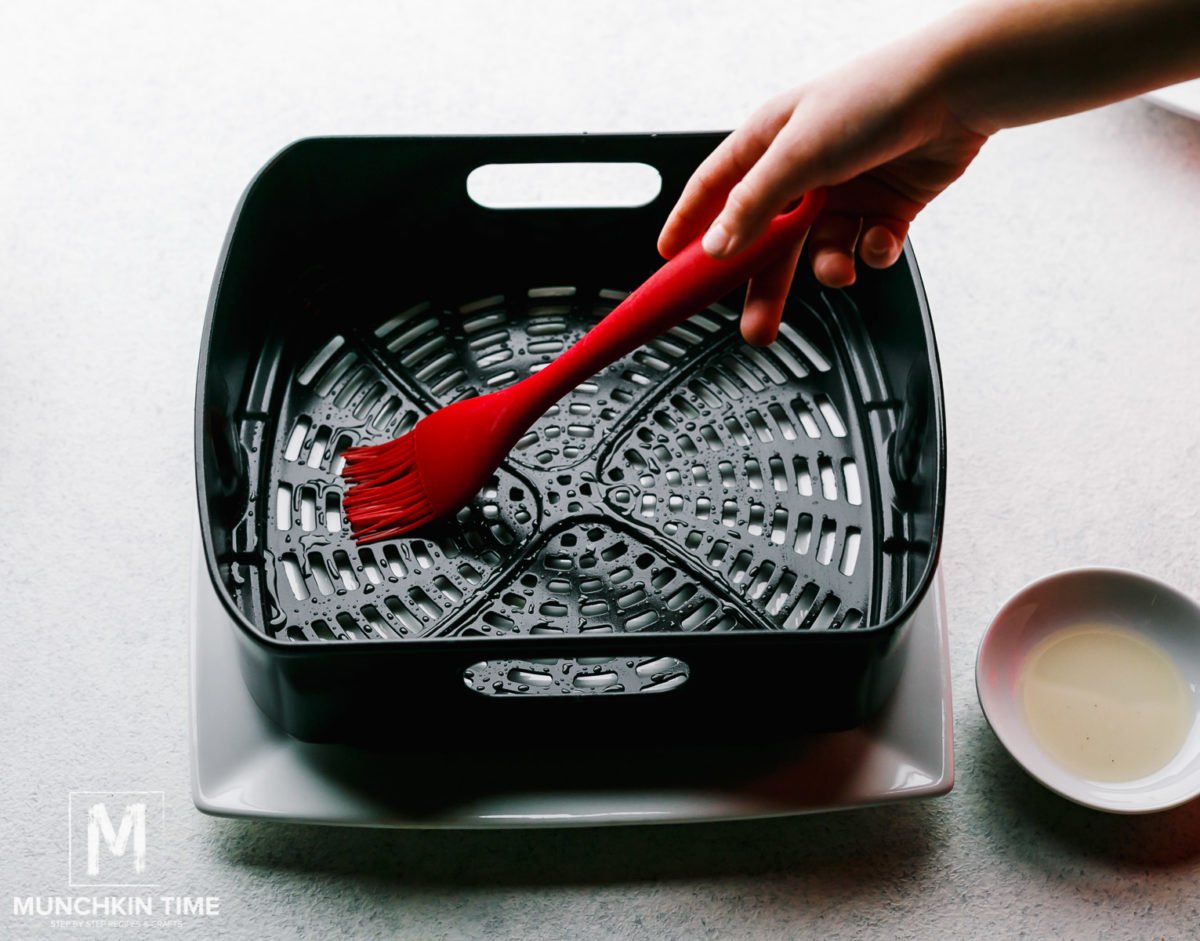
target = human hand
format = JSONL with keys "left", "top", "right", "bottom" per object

{"left": 657, "top": 38, "right": 988, "bottom": 346}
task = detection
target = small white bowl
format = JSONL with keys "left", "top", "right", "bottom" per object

{"left": 976, "top": 567, "right": 1200, "bottom": 814}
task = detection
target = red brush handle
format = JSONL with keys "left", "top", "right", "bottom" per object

{"left": 515, "top": 188, "right": 827, "bottom": 413}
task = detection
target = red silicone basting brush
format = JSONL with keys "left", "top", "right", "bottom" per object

{"left": 341, "top": 188, "right": 827, "bottom": 543}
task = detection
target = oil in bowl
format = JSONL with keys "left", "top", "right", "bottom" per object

{"left": 1019, "top": 622, "right": 1192, "bottom": 782}
{"left": 977, "top": 567, "right": 1200, "bottom": 813}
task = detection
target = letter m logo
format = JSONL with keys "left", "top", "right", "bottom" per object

{"left": 88, "top": 802, "right": 146, "bottom": 875}
{"left": 69, "top": 791, "right": 164, "bottom": 886}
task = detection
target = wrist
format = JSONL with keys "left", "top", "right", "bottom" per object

{"left": 919, "top": 2, "right": 1006, "bottom": 137}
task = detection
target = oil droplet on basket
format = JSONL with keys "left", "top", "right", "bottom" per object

{"left": 1019, "top": 623, "right": 1194, "bottom": 782}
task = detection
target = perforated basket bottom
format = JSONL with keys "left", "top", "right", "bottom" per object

{"left": 250, "top": 283, "right": 885, "bottom": 651}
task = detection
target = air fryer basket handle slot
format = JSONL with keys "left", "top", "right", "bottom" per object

{"left": 466, "top": 161, "right": 663, "bottom": 210}
{"left": 462, "top": 655, "right": 691, "bottom": 697}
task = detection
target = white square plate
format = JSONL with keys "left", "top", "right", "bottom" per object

{"left": 190, "top": 540, "right": 953, "bottom": 828}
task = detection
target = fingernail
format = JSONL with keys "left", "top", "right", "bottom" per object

{"left": 862, "top": 228, "right": 894, "bottom": 260}
{"left": 702, "top": 220, "right": 733, "bottom": 257}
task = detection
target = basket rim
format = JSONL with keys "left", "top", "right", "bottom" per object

{"left": 193, "top": 132, "right": 946, "bottom": 657}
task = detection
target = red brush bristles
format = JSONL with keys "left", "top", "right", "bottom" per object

{"left": 341, "top": 434, "right": 433, "bottom": 543}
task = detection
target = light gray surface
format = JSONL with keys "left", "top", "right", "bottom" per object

{"left": 2, "top": 1, "right": 1199, "bottom": 938}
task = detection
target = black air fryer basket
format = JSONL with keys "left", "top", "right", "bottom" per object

{"left": 196, "top": 133, "right": 945, "bottom": 746}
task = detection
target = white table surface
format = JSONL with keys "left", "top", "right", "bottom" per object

{"left": 2, "top": 1, "right": 1199, "bottom": 938}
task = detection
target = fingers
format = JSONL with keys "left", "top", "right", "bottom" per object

{"left": 804, "top": 210, "right": 908, "bottom": 287}
{"left": 859, "top": 216, "right": 907, "bottom": 269}
{"left": 700, "top": 115, "right": 828, "bottom": 259}
{"left": 807, "top": 172, "right": 916, "bottom": 281}
{"left": 656, "top": 95, "right": 795, "bottom": 260}
{"left": 741, "top": 237, "right": 805, "bottom": 347}
{"left": 807, "top": 212, "right": 862, "bottom": 288}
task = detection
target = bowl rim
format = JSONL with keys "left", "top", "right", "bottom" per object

{"left": 975, "top": 564, "right": 1200, "bottom": 814}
